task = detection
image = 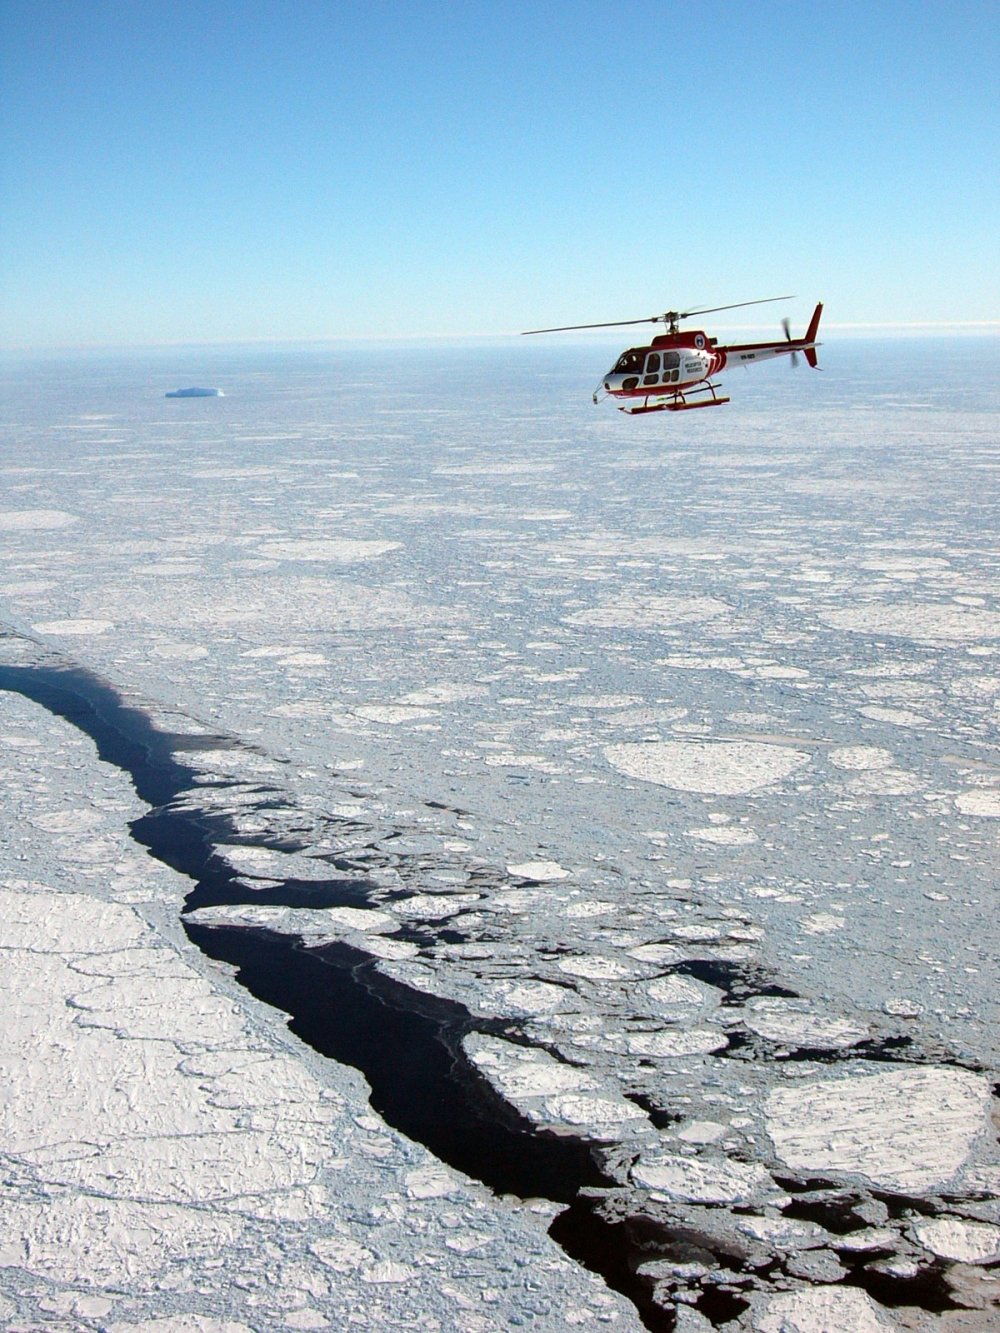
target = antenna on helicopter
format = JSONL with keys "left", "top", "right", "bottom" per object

{"left": 522, "top": 295, "right": 795, "bottom": 336}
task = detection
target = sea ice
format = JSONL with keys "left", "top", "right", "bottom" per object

{"left": 822, "top": 602, "right": 1000, "bottom": 642}
{"left": 256, "top": 538, "right": 401, "bottom": 561}
{"left": 0, "top": 690, "right": 643, "bottom": 1328}
{"left": 630, "top": 1153, "right": 778, "bottom": 1204}
{"left": 741, "top": 999, "right": 868, "bottom": 1049}
{"left": 33, "top": 617, "right": 114, "bottom": 635}
{"left": 465, "top": 1034, "right": 648, "bottom": 1138}
{"left": 624, "top": 1028, "right": 728, "bottom": 1057}
{"left": 685, "top": 824, "right": 758, "bottom": 845}
{"left": 912, "top": 1216, "right": 1000, "bottom": 1264}
{"left": 540, "top": 1093, "right": 647, "bottom": 1128}
{"left": 4, "top": 340, "right": 1000, "bottom": 1327}
{"left": 955, "top": 789, "right": 1000, "bottom": 817}
{"left": 765, "top": 1065, "right": 990, "bottom": 1192}
{"left": 0, "top": 508, "right": 78, "bottom": 529}
{"left": 467, "top": 1037, "right": 599, "bottom": 1099}
{"left": 354, "top": 702, "right": 440, "bottom": 724}
{"left": 827, "top": 745, "right": 895, "bottom": 770}
{"left": 506, "top": 858, "right": 570, "bottom": 880}
{"left": 745, "top": 1286, "right": 896, "bottom": 1332}
{"left": 565, "top": 594, "right": 729, "bottom": 629}
{"left": 645, "top": 974, "right": 713, "bottom": 1009}
{"left": 605, "top": 740, "right": 811, "bottom": 794}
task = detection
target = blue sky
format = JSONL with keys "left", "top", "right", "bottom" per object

{"left": 2, "top": 0, "right": 998, "bottom": 348}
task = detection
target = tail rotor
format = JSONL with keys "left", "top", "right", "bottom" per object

{"left": 782, "top": 318, "right": 800, "bottom": 368}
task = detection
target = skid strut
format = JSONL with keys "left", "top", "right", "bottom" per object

{"left": 620, "top": 381, "right": 730, "bottom": 414}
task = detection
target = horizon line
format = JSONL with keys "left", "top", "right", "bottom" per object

{"left": 2, "top": 320, "right": 999, "bottom": 355}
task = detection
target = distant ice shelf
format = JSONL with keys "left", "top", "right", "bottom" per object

{"left": 165, "top": 386, "right": 223, "bottom": 398}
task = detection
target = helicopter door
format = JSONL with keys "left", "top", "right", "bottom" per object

{"left": 644, "top": 351, "right": 681, "bottom": 387}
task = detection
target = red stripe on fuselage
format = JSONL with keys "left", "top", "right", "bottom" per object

{"left": 716, "top": 339, "right": 810, "bottom": 354}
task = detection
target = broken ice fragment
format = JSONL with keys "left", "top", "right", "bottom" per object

{"left": 955, "top": 789, "right": 1000, "bottom": 817}
{"left": 746, "top": 1286, "right": 897, "bottom": 1332}
{"left": 631, "top": 1153, "right": 777, "bottom": 1204}
{"left": 506, "top": 859, "right": 570, "bottom": 881}
{"left": 828, "top": 745, "right": 895, "bottom": 770}
{"left": 557, "top": 955, "right": 633, "bottom": 981}
{"left": 765, "top": 1065, "right": 990, "bottom": 1193}
{"left": 605, "top": 740, "right": 810, "bottom": 795}
{"left": 741, "top": 999, "right": 868, "bottom": 1049}
{"left": 465, "top": 1035, "right": 598, "bottom": 1099}
{"left": 540, "top": 1093, "right": 647, "bottom": 1128}
{"left": 912, "top": 1216, "right": 1000, "bottom": 1263}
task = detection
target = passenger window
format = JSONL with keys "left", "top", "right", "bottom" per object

{"left": 663, "top": 352, "right": 680, "bottom": 369}
{"left": 643, "top": 373, "right": 659, "bottom": 386}
{"left": 644, "top": 353, "right": 660, "bottom": 374}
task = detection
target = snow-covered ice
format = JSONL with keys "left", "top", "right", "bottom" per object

{"left": 604, "top": 739, "right": 811, "bottom": 795}
{"left": 764, "top": 1065, "right": 991, "bottom": 1193}
{"left": 2, "top": 338, "right": 1000, "bottom": 1328}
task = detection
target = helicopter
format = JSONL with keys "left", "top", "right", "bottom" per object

{"left": 523, "top": 296, "right": 823, "bottom": 413}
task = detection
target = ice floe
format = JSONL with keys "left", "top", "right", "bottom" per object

{"left": 33, "top": 617, "right": 114, "bottom": 635}
{"left": 955, "top": 788, "right": 1000, "bottom": 817}
{"left": 740, "top": 998, "right": 869, "bottom": 1048}
{"left": 827, "top": 744, "right": 895, "bottom": 770}
{"left": 630, "top": 1152, "right": 779, "bottom": 1204}
{"left": 565, "top": 594, "right": 729, "bottom": 629}
{"left": 507, "top": 858, "right": 571, "bottom": 880}
{"left": 822, "top": 601, "right": 1000, "bottom": 642}
{"left": 256, "top": 538, "right": 401, "bottom": 561}
{"left": 765, "top": 1065, "right": 990, "bottom": 1192}
{"left": 0, "top": 507, "right": 79, "bottom": 529}
{"left": 605, "top": 740, "right": 811, "bottom": 794}
{"left": 744, "top": 1286, "right": 897, "bottom": 1332}
{"left": 686, "top": 823, "right": 758, "bottom": 845}
{"left": 464, "top": 1032, "right": 651, "bottom": 1140}
{"left": 912, "top": 1216, "right": 1000, "bottom": 1264}
{"left": 353, "top": 702, "right": 440, "bottom": 724}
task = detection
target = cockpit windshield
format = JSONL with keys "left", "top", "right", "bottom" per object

{"left": 613, "top": 351, "right": 644, "bottom": 373}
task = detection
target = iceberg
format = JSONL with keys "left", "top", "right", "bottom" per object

{"left": 165, "top": 386, "right": 223, "bottom": 398}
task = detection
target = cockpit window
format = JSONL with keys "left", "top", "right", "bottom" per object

{"left": 614, "top": 351, "right": 643, "bottom": 373}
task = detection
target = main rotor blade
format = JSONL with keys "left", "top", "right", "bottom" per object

{"left": 680, "top": 295, "right": 795, "bottom": 319}
{"left": 521, "top": 315, "right": 663, "bottom": 335}
{"left": 522, "top": 294, "right": 796, "bottom": 336}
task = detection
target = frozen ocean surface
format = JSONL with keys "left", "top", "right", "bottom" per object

{"left": 1, "top": 336, "right": 999, "bottom": 1329}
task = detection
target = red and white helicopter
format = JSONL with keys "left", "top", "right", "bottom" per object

{"left": 523, "top": 296, "right": 823, "bottom": 413}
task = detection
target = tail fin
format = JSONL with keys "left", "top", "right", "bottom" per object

{"left": 803, "top": 302, "right": 823, "bottom": 369}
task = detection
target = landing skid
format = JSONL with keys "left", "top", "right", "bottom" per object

{"left": 620, "top": 382, "right": 730, "bottom": 414}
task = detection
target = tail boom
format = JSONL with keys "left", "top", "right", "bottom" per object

{"left": 716, "top": 301, "right": 823, "bottom": 371}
